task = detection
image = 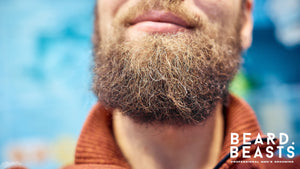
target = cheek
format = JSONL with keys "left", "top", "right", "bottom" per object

{"left": 98, "top": 0, "right": 128, "bottom": 35}
{"left": 191, "top": 0, "right": 238, "bottom": 26}
{"left": 99, "top": 0, "right": 128, "bottom": 17}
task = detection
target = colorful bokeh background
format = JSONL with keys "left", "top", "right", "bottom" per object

{"left": 1, "top": 0, "right": 299, "bottom": 168}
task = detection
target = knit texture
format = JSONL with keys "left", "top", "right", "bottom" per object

{"left": 65, "top": 94, "right": 300, "bottom": 169}
{"left": 8, "top": 95, "right": 300, "bottom": 169}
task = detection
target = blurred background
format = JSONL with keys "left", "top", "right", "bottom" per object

{"left": 0, "top": 0, "right": 299, "bottom": 168}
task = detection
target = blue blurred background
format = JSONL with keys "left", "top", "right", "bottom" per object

{"left": 0, "top": 0, "right": 299, "bottom": 168}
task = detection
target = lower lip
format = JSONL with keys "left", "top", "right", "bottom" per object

{"left": 129, "top": 21, "right": 188, "bottom": 33}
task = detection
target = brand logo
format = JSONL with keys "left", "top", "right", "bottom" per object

{"left": 230, "top": 133, "right": 295, "bottom": 159}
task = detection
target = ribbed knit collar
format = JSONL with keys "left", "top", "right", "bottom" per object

{"left": 73, "top": 94, "right": 266, "bottom": 168}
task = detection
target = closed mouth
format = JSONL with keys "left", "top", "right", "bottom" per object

{"left": 128, "top": 10, "right": 194, "bottom": 33}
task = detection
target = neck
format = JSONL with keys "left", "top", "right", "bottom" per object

{"left": 113, "top": 103, "right": 224, "bottom": 169}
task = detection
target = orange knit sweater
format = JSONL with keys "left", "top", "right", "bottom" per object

{"left": 10, "top": 95, "right": 300, "bottom": 169}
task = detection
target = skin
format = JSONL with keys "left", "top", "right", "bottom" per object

{"left": 96, "top": 0, "right": 253, "bottom": 168}
{"left": 97, "top": 0, "right": 253, "bottom": 48}
{"left": 113, "top": 103, "right": 224, "bottom": 169}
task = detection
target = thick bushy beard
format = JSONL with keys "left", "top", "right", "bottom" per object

{"left": 93, "top": 1, "right": 243, "bottom": 126}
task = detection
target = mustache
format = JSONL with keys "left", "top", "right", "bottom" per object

{"left": 113, "top": 0, "right": 204, "bottom": 29}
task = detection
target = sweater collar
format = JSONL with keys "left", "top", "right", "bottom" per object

{"left": 218, "top": 94, "right": 265, "bottom": 161}
{"left": 74, "top": 94, "right": 265, "bottom": 168}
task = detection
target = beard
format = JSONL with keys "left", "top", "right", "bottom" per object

{"left": 93, "top": 0, "right": 243, "bottom": 126}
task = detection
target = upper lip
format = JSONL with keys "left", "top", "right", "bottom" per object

{"left": 130, "top": 10, "right": 192, "bottom": 28}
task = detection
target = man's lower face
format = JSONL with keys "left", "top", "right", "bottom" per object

{"left": 93, "top": 1, "right": 242, "bottom": 126}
